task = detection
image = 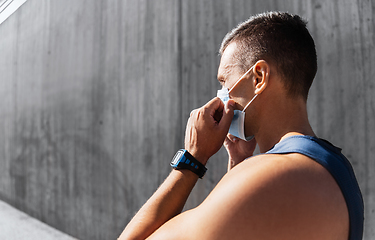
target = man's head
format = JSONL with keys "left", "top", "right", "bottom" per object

{"left": 219, "top": 12, "right": 317, "bottom": 100}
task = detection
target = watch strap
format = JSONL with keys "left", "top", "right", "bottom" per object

{"left": 171, "top": 149, "right": 207, "bottom": 178}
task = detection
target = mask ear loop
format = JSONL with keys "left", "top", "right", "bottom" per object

{"left": 228, "top": 65, "right": 255, "bottom": 94}
{"left": 242, "top": 94, "right": 258, "bottom": 112}
{"left": 227, "top": 65, "right": 257, "bottom": 112}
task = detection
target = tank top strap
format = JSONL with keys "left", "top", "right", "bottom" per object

{"left": 265, "top": 135, "right": 364, "bottom": 240}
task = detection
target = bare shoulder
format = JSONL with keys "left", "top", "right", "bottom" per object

{"left": 148, "top": 153, "right": 349, "bottom": 240}
{"left": 196, "top": 153, "right": 349, "bottom": 239}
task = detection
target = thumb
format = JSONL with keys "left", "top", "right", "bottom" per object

{"left": 219, "top": 99, "right": 235, "bottom": 130}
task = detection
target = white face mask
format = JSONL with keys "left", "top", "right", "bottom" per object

{"left": 217, "top": 65, "right": 258, "bottom": 141}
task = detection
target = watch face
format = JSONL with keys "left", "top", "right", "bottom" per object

{"left": 171, "top": 150, "right": 185, "bottom": 165}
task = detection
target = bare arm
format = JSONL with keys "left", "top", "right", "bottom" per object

{"left": 118, "top": 170, "right": 198, "bottom": 240}
{"left": 118, "top": 98, "right": 235, "bottom": 239}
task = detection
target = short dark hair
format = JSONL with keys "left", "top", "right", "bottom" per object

{"left": 220, "top": 12, "right": 317, "bottom": 100}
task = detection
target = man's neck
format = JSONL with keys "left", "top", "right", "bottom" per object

{"left": 254, "top": 96, "right": 315, "bottom": 153}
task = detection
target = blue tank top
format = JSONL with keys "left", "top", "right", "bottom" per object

{"left": 266, "top": 135, "right": 364, "bottom": 240}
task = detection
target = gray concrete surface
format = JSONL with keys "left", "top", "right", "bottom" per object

{"left": 0, "top": 201, "right": 77, "bottom": 240}
{"left": 0, "top": 1, "right": 374, "bottom": 239}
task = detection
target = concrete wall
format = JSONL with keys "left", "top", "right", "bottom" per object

{"left": 0, "top": 0, "right": 373, "bottom": 239}
{"left": 0, "top": 200, "right": 76, "bottom": 240}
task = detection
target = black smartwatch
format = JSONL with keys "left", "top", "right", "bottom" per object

{"left": 170, "top": 149, "right": 207, "bottom": 178}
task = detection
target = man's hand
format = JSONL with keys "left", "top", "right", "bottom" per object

{"left": 184, "top": 97, "right": 234, "bottom": 165}
{"left": 119, "top": 98, "right": 234, "bottom": 240}
{"left": 224, "top": 134, "right": 257, "bottom": 171}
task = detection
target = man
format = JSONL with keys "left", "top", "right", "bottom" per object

{"left": 119, "top": 12, "right": 364, "bottom": 240}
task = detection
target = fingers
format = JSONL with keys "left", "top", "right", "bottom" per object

{"left": 204, "top": 97, "right": 224, "bottom": 111}
{"left": 189, "top": 98, "right": 224, "bottom": 122}
{"left": 223, "top": 135, "right": 231, "bottom": 146}
{"left": 189, "top": 98, "right": 235, "bottom": 135}
{"left": 224, "top": 133, "right": 242, "bottom": 152}
{"left": 218, "top": 99, "right": 235, "bottom": 129}
{"left": 227, "top": 133, "right": 238, "bottom": 143}
{"left": 187, "top": 97, "right": 235, "bottom": 140}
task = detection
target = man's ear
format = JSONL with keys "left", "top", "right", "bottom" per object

{"left": 252, "top": 60, "right": 270, "bottom": 95}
